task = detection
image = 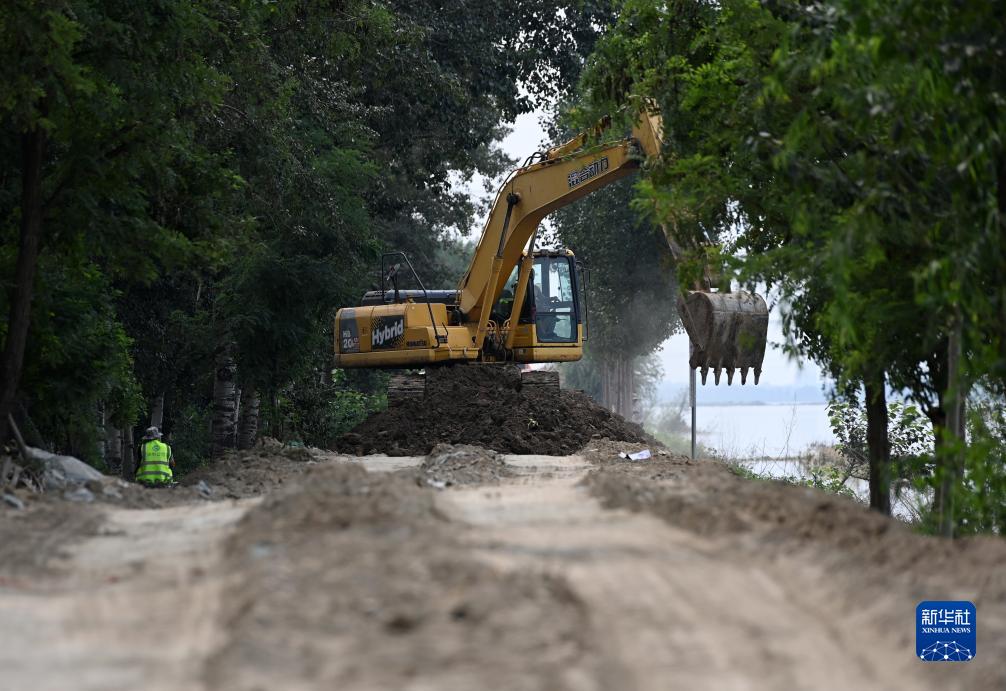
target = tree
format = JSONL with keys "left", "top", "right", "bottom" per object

{"left": 579, "top": 0, "right": 1005, "bottom": 527}
{"left": 0, "top": 0, "right": 232, "bottom": 456}
{"left": 0, "top": 3, "right": 81, "bottom": 442}
{"left": 0, "top": 0, "right": 619, "bottom": 466}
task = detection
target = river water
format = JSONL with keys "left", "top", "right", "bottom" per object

{"left": 683, "top": 403, "right": 922, "bottom": 520}
{"left": 692, "top": 403, "right": 835, "bottom": 459}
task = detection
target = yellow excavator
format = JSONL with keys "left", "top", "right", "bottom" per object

{"left": 334, "top": 108, "right": 768, "bottom": 396}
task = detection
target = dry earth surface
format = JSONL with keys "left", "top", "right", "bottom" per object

{"left": 1, "top": 440, "right": 1003, "bottom": 690}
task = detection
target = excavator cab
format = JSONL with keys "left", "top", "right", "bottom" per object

{"left": 486, "top": 250, "right": 586, "bottom": 363}
{"left": 528, "top": 252, "right": 580, "bottom": 344}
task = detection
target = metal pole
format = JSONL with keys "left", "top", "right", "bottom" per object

{"left": 689, "top": 363, "right": 697, "bottom": 460}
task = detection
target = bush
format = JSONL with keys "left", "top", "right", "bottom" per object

{"left": 953, "top": 389, "right": 1006, "bottom": 535}
{"left": 276, "top": 369, "right": 387, "bottom": 449}
{"left": 169, "top": 402, "right": 212, "bottom": 476}
{"left": 827, "top": 399, "right": 933, "bottom": 483}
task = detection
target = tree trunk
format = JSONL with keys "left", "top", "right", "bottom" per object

{"left": 622, "top": 356, "right": 634, "bottom": 420}
{"left": 232, "top": 386, "right": 242, "bottom": 438}
{"left": 864, "top": 375, "right": 891, "bottom": 515}
{"left": 270, "top": 389, "right": 281, "bottom": 441}
{"left": 600, "top": 358, "right": 611, "bottom": 412}
{"left": 97, "top": 405, "right": 106, "bottom": 465}
{"left": 938, "top": 319, "right": 965, "bottom": 537}
{"left": 211, "top": 345, "right": 238, "bottom": 458}
{"left": 600, "top": 354, "right": 633, "bottom": 419}
{"left": 121, "top": 426, "right": 135, "bottom": 481}
{"left": 925, "top": 346, "right": 952, "bottom": 521}
{"left": 149, "top": 392, "right": 165, "bottom": 429}
{"left": 997, "top": 152, "right": 1006, "bottom": 368}
{"left": 0, "top": 128, "right": 46, "bottom": 443}
{"left": 237, "top": 386, "right": 260, "bottom": 450}
{"left": 106, "top": 424, "right": 122, "bottom": 474}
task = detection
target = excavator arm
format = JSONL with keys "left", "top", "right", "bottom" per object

{"left": 633, "top": 108, "right": 770, "bottom": 385}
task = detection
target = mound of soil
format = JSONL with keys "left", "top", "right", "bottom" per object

{"left": 207, "top": 462, "right": 603, "bottom": 689}
{"left": 336, "top": 364, "right": 651, "bottom": 455}
{"left": 179, "top": 444, "right": 318, "bottom": 500}
{"left": 417, "top": 443, "right": 514, "bottom": 487}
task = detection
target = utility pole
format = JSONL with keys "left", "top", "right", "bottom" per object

{"left": 689, "top": 352, "right": 697, "bottom": 461}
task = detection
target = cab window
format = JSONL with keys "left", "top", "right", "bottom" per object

{"left": 533, "top": 256, "right": 576, "bottom": 343}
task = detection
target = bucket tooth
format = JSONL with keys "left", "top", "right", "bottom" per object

{"left": 700, "top": 366, "right": 709, "bottom": 385}
{"left": 754, "top": 367, "right": 762, "bottom": 385}
{"left": 740, "top": 367, "right": 749, "bottom": 385}
{"left": 726, "top": 368, "right": 735, "bottom": 385}
{"left": 713, "top": 367, "right": 722, "bottom": 385}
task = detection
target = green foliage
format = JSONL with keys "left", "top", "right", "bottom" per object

{"left": 827, "top": 400, "right": 934, "bottom": 470}
{"left": 3, "top": 252, "right": 142, "bottom": 462}
{"left": 277, "top": 369, "right": 387, "bottom": 449}
{"left": 729, "top": 461, "right": 858, "bottom": 502}
{"left": 787, "top": 466, "right": 860, "bottom": 502}
{"left": 579, "top": 0, "right": 1004, "bottom": 532}
{"left": 169, "top": 402, "right": 213, "bottom": 477}
{"left": 951, "top": 388, "right": 1006, "bottom": 535}
{"left": 0, "top": 0, "right": 616, "bottom": 464}
{"left": 581, "top": 0, "right": 1004, "bottom": 396}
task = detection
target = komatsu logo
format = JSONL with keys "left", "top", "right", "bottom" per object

{"left": 371, "top": 316, "right": 405, "bottom": 349}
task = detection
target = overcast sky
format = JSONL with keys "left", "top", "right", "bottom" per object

{"left": 471, "top": 111, "right": 830, "bottom": 392}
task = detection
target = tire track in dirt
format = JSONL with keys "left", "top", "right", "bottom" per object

{"left": 435, "top": 475, "right": 943, "bottom": 691}
{"left": 0, "top": 500, "right": 254, "bottom": 691}
{"left": 199, "top": 462, "right": 611, "bottom": 691}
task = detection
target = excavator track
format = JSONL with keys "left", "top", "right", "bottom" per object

{"left": 388, "top": 372, "right": 426, "bottom": 404}
{"left": 520, "top": 369, "right": 560, "bottom": 391}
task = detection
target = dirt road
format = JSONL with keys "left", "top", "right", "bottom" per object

{"left": 1, "top": 446, "right": 1003, "bottom": 690}
{"left": 0, "top": 500, "right": 253, "bottom": 691}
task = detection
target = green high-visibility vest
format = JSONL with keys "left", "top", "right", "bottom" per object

{"left": 137, "top": 439, "right": 173, "bottom": 484}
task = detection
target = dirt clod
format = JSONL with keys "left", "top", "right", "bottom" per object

{"left": 336, "top": 364, "right": 651, "bottom": 455}
{"left": 417, "top": 443, "right": 514, "bottom": 487}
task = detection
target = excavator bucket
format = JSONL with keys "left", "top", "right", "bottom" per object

{"left": 678, "top": 291, "right": 769, "bottom": 385}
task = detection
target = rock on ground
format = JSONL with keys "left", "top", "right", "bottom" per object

{"left": 28, "top": 447, "right": 106, "bottom": 491}
{"left": 416, "top": 443, "right": 515, "bottom": 487}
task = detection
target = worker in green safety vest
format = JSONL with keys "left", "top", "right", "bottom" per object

{"left": 136, "top": 426, "right": 174, "bottom": 486}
